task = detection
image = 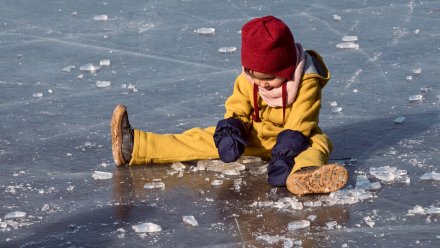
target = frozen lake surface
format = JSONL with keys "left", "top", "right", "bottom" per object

{"left": 1, "top": 0, "right": 440, "bottom": 247}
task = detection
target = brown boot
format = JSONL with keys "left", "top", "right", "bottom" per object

{"left": 286, "top": 164, "right": 348, "bottom": 195}
{"left": 111, "top": 104, "right": 134, "bottom": 166}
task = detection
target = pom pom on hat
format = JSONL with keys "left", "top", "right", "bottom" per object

{"left": 241, "top": 16, "right": 297, "bottom": 81}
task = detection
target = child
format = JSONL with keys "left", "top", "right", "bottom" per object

{"left": 111, "top": 16, "right": 348, "bottom": 195}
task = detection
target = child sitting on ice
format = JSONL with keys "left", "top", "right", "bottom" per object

{"left": 111, "top": 16, "right": 348, "bottom": 195}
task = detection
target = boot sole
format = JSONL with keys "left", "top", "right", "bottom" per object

{"left": 286, "top": 164, "right": 348, "bottom": 195}
{"left": 111, "top": 104, "right": 127, "bottom": 166}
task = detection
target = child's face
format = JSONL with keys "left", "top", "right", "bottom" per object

{"left": 245, "top": 69, "right": 286, "bottom": 91}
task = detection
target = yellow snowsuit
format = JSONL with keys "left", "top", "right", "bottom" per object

{"left": 130, "top": 50, "right": 332, "bottom": 173}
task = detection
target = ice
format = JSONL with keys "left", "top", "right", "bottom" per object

{"left": 355, "top": 175, "right": 381, "bottom": 190}
{"left": 332, "top": 14, "right": 342, "bottom": 21}
{"left": 197, "top": 160, "right": 245, "bottom": 175}
{"left": 332, "top": 106, "right": 343, "bottom": 113}
{"left": 62, "top": 65, "right": 76, "bottom": 72}
{"left": 303, "top": 201, "right": 322, "bottom": 208}
{"left": 32, "top": 92, "right": 43, "bottom": 98}
{"left": 99, "top": 60, "right": 111, "bottom": 66}
{"left": 363, "top": 216, "right": 375, "bottom": 227}
{"left": 369, "top": 166, "right": 407, "bottom": 182}
{"left": 394, "top": 116, "right": 406, "bottom": 124}
{"left": 93, "top": 15, "right": 108, "bottom": 21}
{"left": 325, "top": 221, "right": 338, "bottom": 229}
{"left": 96, "top": 80, "right": 111, "bottom": 88}
{"left": 408, "top": 95, "right": 422, "bottom": 102}
{"left": 194, "top": 27, "right": 215, "bottom": 35}
{"left": 342, "top": 36, "right": 358, "bottom": 42}
{"left": 144, "top": 179, "right": 165, "bottom": 189}
{"left": 287, "top": 220, "right": 310, "bottom": 231}
{"left": 132, "top": 222, "right": 162, "bottom": 233}
{"left": 218, "top": 47, "right": 237, "bottom": 53}
{"left": 79, "top": 64, "right": 100, "bottom": 73}
{"left": 182, "top": 215, "right": 199, "bottom": 227}
{"left": 171, "top": 162, "right": 186, "bottom": 171}
{"left": 2, "top": 0, "right": 440, "bottom": 246}
{"left": 412, "top": 68, "right": 422, "bottom": 74}
{"left": 420, "top": 87, "right": 432, "bottom": 93}
{"left": 323, "top": 188, "right": 375, "bottom": 206}
{"left": 211, "top": 179, "right": 223, "bottom": 186}
{"left": 91, "top": 171, "right": 112, "bottom": 180}
{"left": 420, "top": 171, "right": 440, "bottom": 181}
{"left": 336, "top": 42, "right": 359, "bottom": 50}
{"left": 4, "top": 211, "right": 26, "bottom": 219}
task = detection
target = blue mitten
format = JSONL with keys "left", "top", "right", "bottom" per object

{"left": 213, "top": 118, "right": 247, "bottom": 163}
{"left": 267, "top": 130, "right": 309, "bottom": 186}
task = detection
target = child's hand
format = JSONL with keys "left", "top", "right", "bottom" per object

{"left": 267, "top": 130, "right": 309, "bottom": 186}
{"left": 213, "top": 118, "right": 247, "bottom": 163}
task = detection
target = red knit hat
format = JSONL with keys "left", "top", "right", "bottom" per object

{"left": 241, "top": 16, "right": 297, "bottom": 81}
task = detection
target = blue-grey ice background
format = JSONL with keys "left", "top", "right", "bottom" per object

{"left": 1, "top": 0, "right": 440, "bottom": 247}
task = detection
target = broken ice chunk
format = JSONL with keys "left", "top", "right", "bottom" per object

{"left": 332, "top": 106, "right": 343, "bottom": 113}
{"left": 333, "top": 15, "right": 342, "bottom": 21}
{"left": 369, "top": 166, "right": 406, "bottom": 182}
{"left": 80, "top": 64, "right": 100, "bottom": 73}
{"left": 394, "top": 116, "right": 405, "bottom": 124}
{"left": 198, "top": 160, "right": 245, "bottom": 175}
{"left": 182, "top": 215, "right": 199, "bottom": 226}
{"left": 407, "top": 205, "right": 425, "bottom": 215}
{"left": 33, "top": 92, "right": 43, "bottom": 98}
{"left": 211, "top": 179, "right": 223, "bottom": 186}
{"left": 171, "top": 162, "right": 186, "bottom": 171}
{"left": 96, "top": 80, "right": 111, "bottom": 88}
{"left": 420, "top": 171, "right": 440, "bottom": 181}
{"left": 342, "top": 36, "right": 358, "bottom": 42}
{"left": 355, "top": 175, "right": 381, "bottom": 190}
{"left": 239, "top": 156, "right": 262, "bottom": 163}
{"left": 303, "top": 201, "right": 322, "bottom": 208}
{"left": 336, "top": 42, "right": 359, "bottom": 50}
{"left": 62, "top": 65, "right": 76, "bottom": 72}
{"left": 330, "top": 101, "right": 338, "bottom": 107}
{"left": 363, "top": 216, "right": 375, "bottom": 227}
{"left": 92, "top": 171, "right": 112, "bottom": 180}
{"left": 409, "top": 95, "right": 422, "bottom": 102}
{"left": 420, "top": 87, "right": 432, "bottom": 93}
{"left": 325, "top": 221, "right": 338, "bottom": 229}
{"left": 4, "top": 211, "right": 26, "bottom": 219}
{"left": 412, "top": 68, "right": 422, "bottom": 74}
{"left": 132, "top": 222, "right": 162, "bottom": 233}
{"left": 406, "top": 75, "right": 413, "bottom": 81}
{"left": 426, "top": 206, "right": 440, "bottom": 214}
{"left": 218, "top": 47, "right": 237, "bottom": 53}
{"left": 99, "top": 59, "right": 111, "bottom": 66}
{"left": 93, "top": 15, "right": 108, "bottom": 21}
{"left": 194, "top": 27, "right": 215, "bottom": 35}
{"left": 287, "top": 220, "right": 310, "bottom": 231}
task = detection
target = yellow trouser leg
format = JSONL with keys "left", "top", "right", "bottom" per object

{"left": 129, "top": 125, "right": 273, "bottom": 165}
{"left": 130, "top": 127, "right": 219, "bottom": 165}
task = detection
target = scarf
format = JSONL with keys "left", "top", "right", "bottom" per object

{"left": 244, "top": 43, "right": 306, "bottom": 122}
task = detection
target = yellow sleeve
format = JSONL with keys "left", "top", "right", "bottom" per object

{"left": 284, "top": 78, "right": 322, "bottom": 137}
{"left": 224, "top": 74, "right": 253, "bottom": 128}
